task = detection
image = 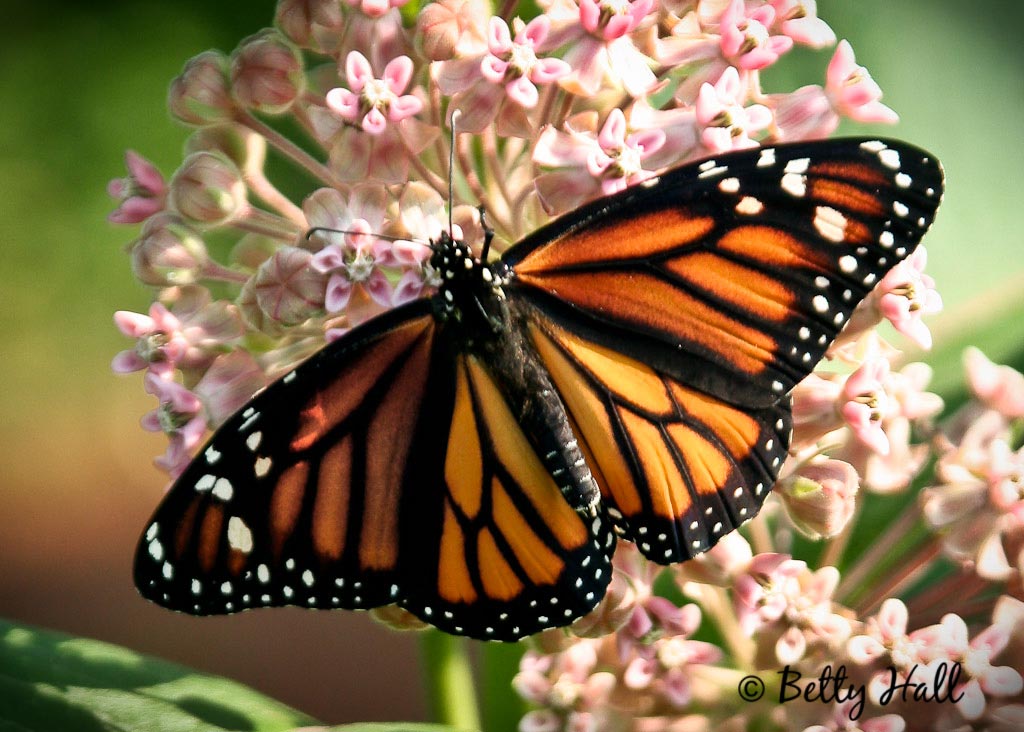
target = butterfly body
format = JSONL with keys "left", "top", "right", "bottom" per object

{"left": 136, "top": 138, "right": 943, "bottom": 640}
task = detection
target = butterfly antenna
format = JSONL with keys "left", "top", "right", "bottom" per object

{"left": 479, "top": 205, "right": 494, "bottom": 262}
{"left": 448, "top": 109, "right": 460, "bottom": 240}
{"left": 305, "top": 227, "right": 439, "bottom": 253}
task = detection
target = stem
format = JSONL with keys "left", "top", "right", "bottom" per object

{"left": 420, "top": 631, "right": 481, "bottom": 731}
{"left": 243, "top": 170, "right": 307, "bottom": 227}
{"left": 694, "top": 584, "right": 753, "bottom": 668}
{"left": 835, "top": 499, "right": 922, "bottom": 602}
{"left": 201, "top": 260, "right": 249, "bottom": 284}
{"left": 818, "top": 496, "right": 864, "bottom": 570}
{"left": 747, "top": 513, "right": 773, "bottom": 556}
{"left": 232, "top": 205, "right": 302, "bottom": 240}
{"left": 235, "top": 110, "right": 348, "bottom": 189}
{"left": 852, "top": 539, "right": 942, "bottom": 617}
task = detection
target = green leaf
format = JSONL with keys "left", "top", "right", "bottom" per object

{"left": 0, "top": 618, "right": 317, "bottom": 731}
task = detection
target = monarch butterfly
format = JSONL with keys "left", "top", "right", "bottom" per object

{"left": 135, "top": 138, "right": 943, "bottom": 641}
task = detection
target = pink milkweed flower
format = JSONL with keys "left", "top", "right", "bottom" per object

{"left": 540, "top": 0, "right": 656, "bottom": 97}
{"left": 840, "top": 358, "right": 893, "bottom": 455}
{"left": 922, "top": 435, "right": 1024, "bottom": 581}
{"left": 695, "top": 67, "right": 772, "bottom": 152}
{"left": 873, "top": 247, "right": 942, "bottom": 349}
{"left": 964, "top": 347, "right": 1024, "bottom": 419}
{"left": 826, "top": 40, "right": 898, "bottom": 125}
{"left": 767, "top": 0, "right": 835, "bottom": 49}
{"left": 327, "top": 52, "right": 423, "bottom": 136}
{"left": 534, "top": 108, "right": 665, "bottom": 212}
{"left": 108, "top": 150, "right": 167, "bottom": 224}
{"left": 914, "top": 613, "right": 1024, "bottom": 721}
{"left": 113, "top": 304, "right": 190, "bottom": 378}
{"left": 434, "top": 16, "right": 570, "bottom": 136}
{"left": 802, "top": 702, "right": 905, "bottom": 732}
{"left": 719, "top": 0, "right": 793, "bottom": 71}
{"left": 192, "top": 350, "right": 266, "bottom": 427}
{"left": 112, "top": 288, "right": 245, "bottom": 378}
{"left": 141, "top": 373, "right": 207, "bottom": 478}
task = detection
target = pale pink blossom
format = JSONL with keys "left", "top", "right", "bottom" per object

{"left": 541, "top": 0, "right": 656, "bottom": 97}
{"left": 108, "top": 150, "right": 167, "bottom": 224}
{"left": 141, "top": 373, "right": 207, "bottom": 478}
{"left": 434, "top": 16, "right": 570, "bottom": 135}
{"left": 534, "top": 109, "right": 665, "bottom": 212}
{"left": 825, "top": 40, "right": 898, "bottom": 125}
{"left": 768, "top": 1, "right": 835, "bottom": 48}
{"left": 695, "top": 66, "right": 772, "bottom": 152}
{"left": 327, "top": 52, "right": 423, "bottom": 135}
{"left": 718, "top": 0, "right": 793, "bottom": 70}
{"left": 964, "top": 348, "right": 1024, "bottom": 419}
{"left": 776, "top": 458, "right": 859, "bottom": 539}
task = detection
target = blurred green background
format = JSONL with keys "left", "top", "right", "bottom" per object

{"left": 1, "top": 0, "right": 1022, "bottom": 725}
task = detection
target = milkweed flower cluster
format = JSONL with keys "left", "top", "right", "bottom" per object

{"left": 107, "top": 0, "right": 1023, "bottom": 729}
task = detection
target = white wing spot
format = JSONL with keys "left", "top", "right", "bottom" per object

{"left": 785, "top": 157, "right": 810, "bottom": 174}
{"left": 212, "top": 478, "right": 233, "bottom": 501}
{"left": 860, "top": 140, "right": 885, "bottom": 152}
{"left": 191, "top": 579, "right": 202, "bottom": 595}
{"left": 302, "top": 570, "right": 315, "bottom": 587}
{"left": 162, "top": 562, "right": 173, "bottom": 579}
{"left": 839, "top": 255, "right": 857, "bottom": 273}
{"left": 221, "top": 581, "right": 232, "bottom": 595}
{"left": 148, "top": 539, "right": 164, "bottom": 561}
{"left": 713, "top": 522, "right": 723, "bottom": 533}
{"left": 772, "top": 380, "right": 784, "bottom": 393}
{"left": 699, "top": 160, "right": 717, "bottom": 172}
{"left": 283, "top": 586, "right": 294, "bottom": 599}
{"left": 781, "top": 173, "right": 806, "bottom": 197}
{"left": 283, "top": 371, "right": 297, "bottom": 383}
{"left": 893, "top": 201, "right": 910, "bottom": 218}
{"left": 895, "top": 173, "right": 912, "bottom": 188}
{"left": 698, "top": 165, "right": 728, "bottom": 178}
{"left": 146, "top": 523, "right": 159, "bottom": 541}
{"left": 834, "top": 312, "right": 845, "bottom": 325}
{"left": 757, "top": 148, "right": 776, "bottom": 167}
{"left": 814, "top": 206, "right": 848, "bottom": 242}
{"left": 878, "top": 148, "right": 901, "bottom": 169}
{"left": 798, "top": 327, "right": 810, "bottom": 340}
{"left": 813, "top": 295, "right": 829, "bottom": 313}
{"left": 718, "top": 177, "right": 740, "bottom": 193}
{"left": 735, "top": 196, "right": 764, "bottom": 215}
{"left": 205, "top": 446, "right": 221, "bottom": 464}
{"left": 285, "top": 558, "right": 295, "bottom": 571}
{"left": 255, "top": 456, "right": 273, "bottom": 477}
{"left": 815, "top": 276, "right": 829, "bottom": 289}
{"left": 228, "top": 516, "right": 254, "bottom": 553}
{"left": 195, "top": 474, "right": 216, "bottom": 492}
{"left": 246, "top": 431, "right": 262, "bottom": 452}
{"left": 257, "top": 564, "right": 270, "bottom": 583}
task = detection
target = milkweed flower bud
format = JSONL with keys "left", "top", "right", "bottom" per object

{"left": 776, "top": 459, "right": 859, "bottom": 540}
{"left": 130, "top": 213, "right": 208, "bottom": 286}
{"left": 251, "top": 246, "right": 327, "bottom": 326}
{"left": 168, "top": 51, "right": 235, "bottom": 126}
{"left": 169, "top": 151, "right": 248, "bottom": 226}
{"left": 275, "top": 0, "right": 345, "bottom": 51}
{"left": 231, "top": 29, "right": 306, "bottom": 114}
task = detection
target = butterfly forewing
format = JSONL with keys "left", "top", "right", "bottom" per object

{"left": 135, "top": 302, "right": 614, "bottom": 640}
{"left": 506, "top": 138, "right": 943, "bottom": 408}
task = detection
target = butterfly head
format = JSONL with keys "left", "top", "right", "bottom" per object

{"left": 429, "top": 230, "right": 511, "bottom": 338}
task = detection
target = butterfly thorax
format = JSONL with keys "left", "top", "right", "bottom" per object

{"left": 429, "top": 232, "right": 512, "bottom": 349}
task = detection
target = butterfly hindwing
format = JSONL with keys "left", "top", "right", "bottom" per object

{"left": 527, "top": 319, "right": 791, "bottom": 563}
{"left": 134, "top": 301, "right": 614, "bottom": 640}
{"left": 507, "top": 138, "right": 943, "bottom": 408}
